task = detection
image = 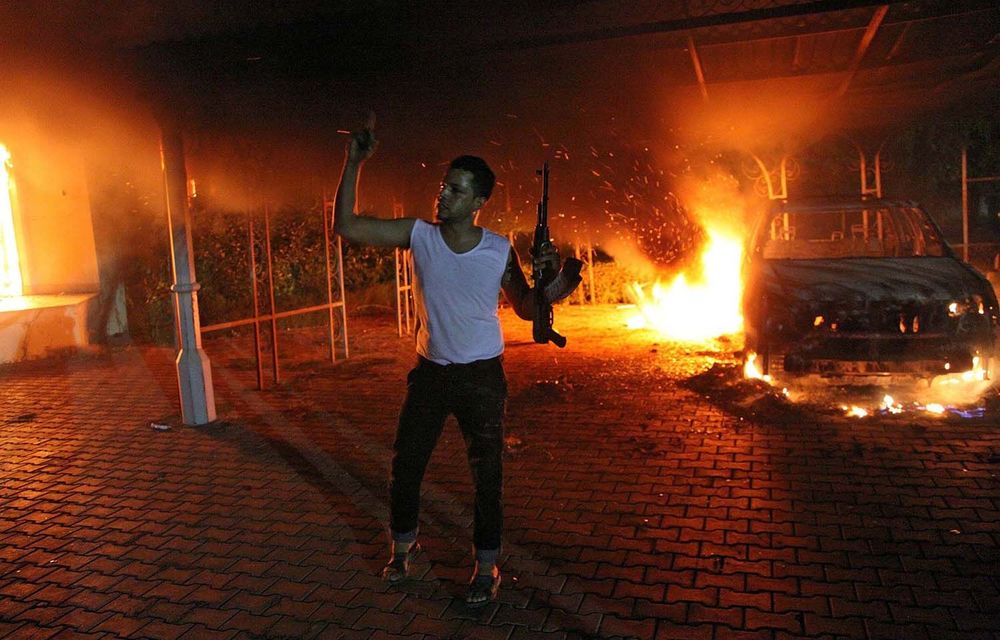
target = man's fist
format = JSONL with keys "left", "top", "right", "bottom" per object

{"left": 346, "top": 111, "right": 378, "bottom": 164}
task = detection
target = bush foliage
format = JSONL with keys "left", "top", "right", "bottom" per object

{"left": 123, "top": 208, "right": 637, "bottom": 344}
{"left": 193, "top": 207, "right": 396, "bottom": 328}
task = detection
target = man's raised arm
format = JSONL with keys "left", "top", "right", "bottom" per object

{"left": 334, "top": 115, "right": 415, "bottom": 248}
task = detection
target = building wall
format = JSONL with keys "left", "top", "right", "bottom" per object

{"left": 8, "top": 129, "right": 100, "bottom": 296}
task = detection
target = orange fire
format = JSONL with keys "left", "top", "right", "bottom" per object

{"left": 0, "top": 143, "right": 23, "bottom": 297}
{"left": 626, "top": 228, "right": 744, "bottom": 342}
{"left": 743, "top": 351, "right": 770, "bottom": 382}
{"left": 746, "top": 348, "right": 993, "bottom": 418}
{"left": 619, "top": 174, "right": 994, "bottom": 417}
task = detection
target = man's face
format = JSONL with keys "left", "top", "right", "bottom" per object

{"left": 436, "top": 169, "right": 485, "bottom": 222}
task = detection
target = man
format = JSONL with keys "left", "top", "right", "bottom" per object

{"left": 334, "top": 115, "right": 579, "bottom": 607}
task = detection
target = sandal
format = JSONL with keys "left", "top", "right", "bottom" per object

{"left": 465, "top": 566, "right": 501, "bottom": 608}
{"left": 381, "top": 542, "right": 420, "bottom": 583}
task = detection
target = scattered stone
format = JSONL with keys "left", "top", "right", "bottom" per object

{"left": 504, "top": 435, "right": 524, "bottom": 452}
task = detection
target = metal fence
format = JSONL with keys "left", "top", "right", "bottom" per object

{"left": 199, "top": 201, "right": 349, "bottom": 390}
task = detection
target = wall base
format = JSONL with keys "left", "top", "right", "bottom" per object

{"left": 0, "top": 294, "right": 98, "bottom": 364}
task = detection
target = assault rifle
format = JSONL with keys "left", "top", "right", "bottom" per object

{"left": 532, "top": 162, "right": 581, "bottom": 347}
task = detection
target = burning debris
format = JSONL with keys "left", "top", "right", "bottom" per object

{"left": 683, "top": 362, "right": 810, "bottom": 423}
{"left": 686, "top": 361, "right": 1000, "bottom": 423}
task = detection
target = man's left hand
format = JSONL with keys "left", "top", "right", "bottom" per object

{"left": 531, "top": 241, "right": 561, "bottom": 275}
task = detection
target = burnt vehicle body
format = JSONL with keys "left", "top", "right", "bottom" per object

{"left": 742, "top": 198, "right": 1000, "bottom": 379}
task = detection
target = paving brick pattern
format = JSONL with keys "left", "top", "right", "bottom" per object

{"left": 0, "top": 306, "right": 997, "bottom": 639}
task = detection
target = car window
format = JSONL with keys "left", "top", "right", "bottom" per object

{"left": 904, "top": 207, "right": 947, "bottom": 257}
{"left": 758, "top": 205, "right": 948, "bottom": 259}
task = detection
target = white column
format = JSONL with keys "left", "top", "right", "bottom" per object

{"left": 159, "top": 123, "right": 216, "bottom": 425}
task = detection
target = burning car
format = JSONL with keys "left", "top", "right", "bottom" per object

{"left": 742, "top": 198, "right": 1000, "bottom": 381}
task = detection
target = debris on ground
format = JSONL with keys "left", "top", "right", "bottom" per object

{"left": 685, "top": 363, "right": 997, "bottom": 423}
{"left": 682, "top": 363, "right": 810, "bottom": 423}
{"left": 504, "top": 435, "right": 524, "bottom": 452}
{"left": 519, "top": 376, "right": 575, "bottom": 402}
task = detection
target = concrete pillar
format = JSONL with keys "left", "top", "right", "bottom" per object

{"left": 159, "top": 123, "right": 216, "bottom": 425}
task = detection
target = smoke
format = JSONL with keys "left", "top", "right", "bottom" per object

{"left": 0, "top": 47, "right": 174, "bottom": 341}
{"left": 183, "top": 131, "right": 342, "bottom": 213}
{"left": 662, "top": 77, "right": 840, "bottom": 157}
{"left": 500, "top": 74, "right": 843, "bottom": 272}
{"left": 0, "top": 58, "right": 164, "bottom": 216}
{"left": 576, "top": 78, "right": 841, "bottom": 276}
{"left": 676, "top": 170, "right": 754, "bottom": 238}
{"left": 599, "top": 235, "right": 660, "bottom": 281}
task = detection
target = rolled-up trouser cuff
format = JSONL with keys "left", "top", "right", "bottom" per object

{"left": 391, "top": 528, "right": 418, "bottom": 544}
{"left": 475, "top": 547, "right": 499, "bottom": 566}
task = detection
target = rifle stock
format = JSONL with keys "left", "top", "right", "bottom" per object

{"left": 532, "top": 162, "right": 567, "bottom": 348}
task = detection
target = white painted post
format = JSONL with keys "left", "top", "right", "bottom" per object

{"left": 159, "top": 124, "right": 216, "bottom": 425}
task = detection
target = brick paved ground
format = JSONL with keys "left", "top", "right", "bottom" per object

{"left": 0, "top": 305, "right": 997, "bottom": 639}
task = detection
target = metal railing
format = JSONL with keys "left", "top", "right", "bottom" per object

{"left": 200, "top": 202, "right": 349, "bottom": 390}
{"left": 573, "top": 240, "right": 598, "bottom": 305}
{"left": 393, "top": 201, "right": 415, "bottom": 337}
{"left": 961, "top": 146, "right": 1000, "bottom": 264}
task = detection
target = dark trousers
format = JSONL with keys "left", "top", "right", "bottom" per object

{"left": 389, "top": 355, "right": 507, "bottom": 552}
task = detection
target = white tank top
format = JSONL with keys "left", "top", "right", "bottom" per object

{"left": 409, "top": 220, "right": 510, "bottom": 364}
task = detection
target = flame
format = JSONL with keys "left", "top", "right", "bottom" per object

{"left": 748, "top": 350, "right": 991, "bottom": 418}
{"left": 844, "top": 405, "right": 868, "bottom": 418}
{"left": 743, "top": 351, "right": 772, "bottom": 383}
{"left": 924, "top": 355, "right": 993, "bottom": 408}
{"left": 0, "top": 144, "right": 23, "bottom": 297}
{"left": 627, "top": 229, "right": 744, "bottom": 341}
{"left": 880, "top": 395, "right": 904, "bottom": 414}
{"left": 934, "top": 355, "right": 986, "bottom": 386}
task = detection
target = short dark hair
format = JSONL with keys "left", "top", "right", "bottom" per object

{"left": 449, "top": 155, "right": 495, "bottom": 200}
